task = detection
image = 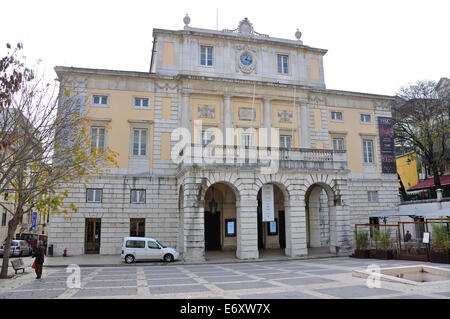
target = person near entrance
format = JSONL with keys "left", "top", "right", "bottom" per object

{"left": 33, "top": 241, "right": 45, "bottom": 279}
{"left": 404, "top": 230, "right": 412, "bottom": 242}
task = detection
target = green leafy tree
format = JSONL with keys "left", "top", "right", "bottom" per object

{"left": 0, "top": 43, "right": 118, "bottom": 278}
{"left": 392, "top": 80, "right": 450, "bottom": 189}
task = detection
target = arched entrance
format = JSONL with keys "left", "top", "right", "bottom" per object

{"left": 203, "top": 183, "right": 238, "bottom": 254}
{"left": 257, "top": 183, "right": 287, "bottom": 253}
{"left": 305, "top": 183, "right": 335, "bottom": 254}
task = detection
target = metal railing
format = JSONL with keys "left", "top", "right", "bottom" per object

{"left": 176, "top": 144, "right": 347, "bottom": 171}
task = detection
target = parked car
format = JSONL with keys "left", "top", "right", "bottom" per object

{"left": 0, "top": 240, "right": 32, "bottom": 257}
{"left": 19, "top": 233, "right": 48, "bottom": 253}
{"left": 121, "top": 237, "right": 179, "bottom": 264}
{"left": 0, "top": 242, "right": 13, "bottom": 257}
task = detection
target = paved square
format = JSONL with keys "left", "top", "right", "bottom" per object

{"left": 315, "top": 285, "right": 397, "bottom": 298}
{"left": 1, "top": 257, "right": 449, "bottom": 299}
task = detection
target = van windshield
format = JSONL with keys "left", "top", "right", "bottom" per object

{"left": 156, "top": 240, "right": 166, "bottom": 248}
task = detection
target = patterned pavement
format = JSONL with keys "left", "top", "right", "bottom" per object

{"left": 1, "top": 257, "right": 450, "bottom": 299}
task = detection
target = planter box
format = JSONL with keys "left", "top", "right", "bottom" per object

{"left": 375, "top": 250, "right": 394, "bottom": 260}
{"left": 368, "top": 249, "right": 376, "bottom": 258}
{"left": 429, "top": 249, "right": 450, "bottom": 264}
{"left": 352, "top": 249, "right": 370, "bottom": 258}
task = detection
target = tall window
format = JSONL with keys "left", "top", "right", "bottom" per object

{"left": 131, "top": 189, "right": 146, "bottom": 204}
{"left": 277, "top": 55, "right": 288, "bottom": 74}
{"left": 86, "top": 189, "right": 102, "bottom": 203}
{"left": 363, "top": 139, "right": 374, "bottom": 163}
{"left": 368, "top": 191, "right": 378, "bottom": 203}
{"left": 91, "top": 127, "right": 105, "bottom": 153}
{"left": 240, "top": 133, "right": 253, "bottom": 147}
{"left": 280, "top": 135, "right": 292, "bottom": 148}
{"left": 130, "top": 218, "right": 145, "bottom": 237}
{"left": 133, "top": 129, "right": 147, "bottom": 156}
{"left": 200, "top": 46, "right": 213, "bottom": 66}
{"left": 201, "top": 130, "right": 214, "bottom": 145}
{"left": 332, "top": 138, "right": 344, "bottom": 151}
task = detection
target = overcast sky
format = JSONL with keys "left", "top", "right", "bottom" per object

{"left": 1, "top": 0, "right": 449, "bottom": 96}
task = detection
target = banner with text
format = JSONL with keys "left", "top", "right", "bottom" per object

{"left": 377, "top": 116, "right": 397, "bottom": 174}
{"left": 261, "top": 184, "right": 275, "bottom": 222}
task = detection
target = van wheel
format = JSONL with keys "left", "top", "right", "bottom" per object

{"left": 125, "top": 255, "right": 135, "bottom": 264}
{"left": 163, "top": 254, "right": 174, "bottom": 263}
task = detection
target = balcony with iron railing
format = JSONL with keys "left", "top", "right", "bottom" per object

{"left": 176, "top": 144, "right": 348, "bottom": 172}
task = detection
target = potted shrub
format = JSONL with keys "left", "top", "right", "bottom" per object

{"left": 374, "top": 228, "right": 394, "bottom": 259}
{"left": 429, "top": 221, "right": 450, "bottom": 264}
{"left": 353, "top": 230, "right": 370, "bottom": 258}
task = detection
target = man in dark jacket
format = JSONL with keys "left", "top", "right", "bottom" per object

{"left": 34, "top": 241, "right": 45, "bottom": 279}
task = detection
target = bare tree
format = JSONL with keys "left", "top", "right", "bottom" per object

{"left": 0, "top": 44, "right": 118, "bottom": 278}
{"left": 392, "top": 80, "right": 450, "bottom": 190}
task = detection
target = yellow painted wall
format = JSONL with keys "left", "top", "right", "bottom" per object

{"left": 396, "top": 153, "right": 418, "bottom": 189}
{"left": 314, "top": 108, "right": 322, "bottom": 129}
{"left": 161, "top": 97, "right": 172, "bottom": 120}
{"left": 310, "top": 58, "right": 320, "bottom": 81}
{"left": 234, "top": 100, "right": 261, "bottom": 145}
{"left": 191, "top": 97, "right": 221, "bottom": 143}
{"left": 160, "top": 132, "right": 171, "bottom": 160}
{"left": 327, "top": 106, "right": 379, "bottom": 174}
{"left": 272, "top": 103, "right": 299, "bottom": 147}
{"left": 162, "top": 42, "right": 175, "bottom": 66}
{"left": 85, "top": 88, "right": 155, "bottom": 168}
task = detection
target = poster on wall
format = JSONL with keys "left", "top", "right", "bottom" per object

{"left": 262, "top": 184, "right": 275, "bottom": 222}
{"left": 377, "top": 116, "right": 397, "bottom": 174}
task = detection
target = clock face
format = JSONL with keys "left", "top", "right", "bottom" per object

{"left": 240, "top": 53, "right": 253, "bottom": 66}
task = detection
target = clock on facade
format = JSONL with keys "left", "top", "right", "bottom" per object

{"left": 236, "top": 46, "right": 257, "bottom": 74}
{"left": 240, "top": 53, "right": 253, "bottom": 66}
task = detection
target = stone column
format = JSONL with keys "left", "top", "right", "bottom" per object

{"left": 284, "top": 199, "right": 308, "bottom": 257}
{"left": 236, "top": 197, "right": 259, "bottom": 259}
{"left": 300, "top": 103, "right": 311, "bottom": 148}
{"left": 181, "top": 91, "right": 191, "bottom": 131}
{"left": 223, "top": 95, "right": 233, "bottom": 146}
{"left": 182, "top": 180, "right": 205, "bottom": 262}
{"left": 262, "top": 98, "right": 272, "bottom": 146}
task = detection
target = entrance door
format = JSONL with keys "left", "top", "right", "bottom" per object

{"left": 204, "top": 211, "right": 221, "bottom": 251}
{"left": 279, "top": 211, "right": 286, "bottom": 249}
{"left": 85, "top": 219, "right": 101, "bottom": 254}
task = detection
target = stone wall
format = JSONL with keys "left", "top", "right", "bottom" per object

{"left": 48, "top": 175, "right": 178, "bottom": 256}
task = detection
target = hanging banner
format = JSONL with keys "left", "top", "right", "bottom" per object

{"left": 377, "top": 117, "right": 397, "bottom": 174}
{"left": 32, "top": 212, "right": 37, "bottom": 229}
{"left": 262, "top": 184, "right": 275, "bottom": 222}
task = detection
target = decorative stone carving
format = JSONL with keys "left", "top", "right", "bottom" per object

{"left": 156, "top": 82, "right": 177, "bottom": 92}
{"left": 238, "top": 107, "right": 256, "bottom": 121}
{"left": 183, "top": 14, "right": 191, "bottom": 27}
{"left": 235, "top": 44, "right": 257, "bottom": 74}
{"left": 374, "top": 101, "right": 391, "bottom": 111}
{"left": 197, "top": 105, "right": 216, "bottom": 119}
{"left": 308, "top": 94, "right": 326, "bottom": 105}
{"left": 223, "top": 18, "right": 269, "bottom": 38}
{"left": 277, "top": 110, "right": 293, "bottom": 123}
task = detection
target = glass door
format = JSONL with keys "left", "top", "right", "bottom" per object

{"left": 85, "top": 219, "right": 101, "bottom": 254}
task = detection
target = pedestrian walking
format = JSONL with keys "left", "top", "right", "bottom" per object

{"left": 33, "top": 241, "right": 45, "bottom": 279}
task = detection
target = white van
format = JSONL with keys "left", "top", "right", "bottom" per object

{"left": 121, "top": 237, "right": 179, "bottom": 264}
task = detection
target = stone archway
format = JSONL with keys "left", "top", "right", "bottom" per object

{"left": 305, "top": 183, "right": 336, "bottom": 254}
{"left": 257, "top": 183, "right": 288, "bottom": 255}
{"left": 203, "top": 182, "right": 238, "bottom": 255}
